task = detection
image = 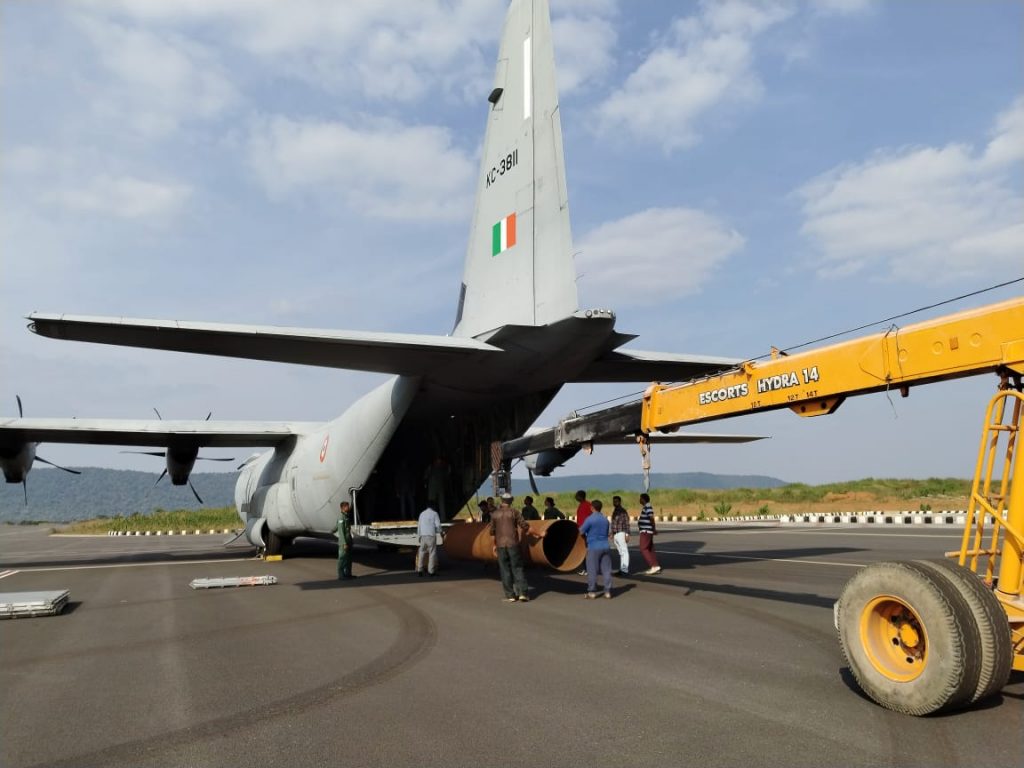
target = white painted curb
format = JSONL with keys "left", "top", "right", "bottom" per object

{"left": 647, "top": 510, "right": 985, "bottom": 526}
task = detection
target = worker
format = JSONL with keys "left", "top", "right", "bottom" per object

{"left": 521, "top": 495, "right": 540, "bottom": 520}
{"left": 610, "top": 495, "right": 631, "bottom": 575}
{"left": 637, "top": 492, "right": 661, "bottom": 575}
{"left": 574, "top": 489, "right": 593, "bottom": 527}
{"left": 575, "top": 490, "right": 594, "bottom": 575}
{"left": 337, "top": 501, "right": 355, "bottom": 580}
{"left": 580, "top": 500, "right": 613, "bottom": 598}
{"left": 490, "top": 492, "right": 529, "bottom": 602}
{"left": 478, "top": 500, "right": 492, "bottom": 523}
{"left": 416, "top": 499, "right": 444, "bottom": 577}
{"left": 542, "top": 497, "right": 565, "bottom": 520}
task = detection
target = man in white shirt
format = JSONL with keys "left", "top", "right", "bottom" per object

{"left": 416, "top": 500, "right": 444, "bottom": 577}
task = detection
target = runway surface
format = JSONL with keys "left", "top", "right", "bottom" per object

{"left": 1, "top": 522, "right": 1021, "bottom": 768}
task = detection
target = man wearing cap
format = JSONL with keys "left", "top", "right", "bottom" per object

{"left": 490, "top": 493, "right": 530, "bottom": 602}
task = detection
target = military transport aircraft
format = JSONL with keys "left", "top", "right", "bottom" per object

{"left": 0, "top": 0, "right": 757, "bottom": 554}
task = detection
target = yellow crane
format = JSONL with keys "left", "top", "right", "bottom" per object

{"left": 507, "top": 296, "right": 1024, "bottom": 715}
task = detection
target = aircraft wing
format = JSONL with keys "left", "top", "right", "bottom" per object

{"left": 0, "top": 418, "right": 322, "bottom": 448}
{"left": 27, "top": 314, "right": 501, "bottom": 375}
{"left": 570, "top": 348, "right": 740, "bottom": 383}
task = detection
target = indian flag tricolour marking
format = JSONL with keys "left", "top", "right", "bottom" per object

{"left": 492, "top": 213, "right": 517, "bottom": 256}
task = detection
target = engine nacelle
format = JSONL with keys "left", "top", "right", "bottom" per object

{"left": 524, "top": 446, "right": 581, "bottom": 477}
{"left": 245, "top": 516, "right": 268, "bottom": 548}
{"left": 166, "top": 445, "right": 199, "bottom": 485}
{"left": 0, "top": 442, "right": 36, "bottom": 483}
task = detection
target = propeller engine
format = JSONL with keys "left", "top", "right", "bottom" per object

{"left": 1, "top": 396, "right": 81, "bottom": 503}
{"left": 122, "top": 409, "right": 233, "bottom": 504}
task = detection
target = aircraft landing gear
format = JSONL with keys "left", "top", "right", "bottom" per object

{"left": 264, "top": 530, "right": 291, "bottom": 557}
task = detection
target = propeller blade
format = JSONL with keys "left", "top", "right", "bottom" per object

{"left": 22, "top": 480, "right": 28, "bottom": 505}
{"left": 154, "top": 468, "right": 168, "bottom": 487}
{"left": 35, "top": 456, "right": 82, "bottom": 475}
{"left": 188, "top": 480, "right": 204, "bottom": 504}
{"left": 196, "top": 456, "right": 235, "bottom": 462}
{"left": 16, "top": 395, "right": 23, "bottom": 418}
{"left": 528, "top": 468, "right": 539, "bottom": 495}
{"left": 205, "top": 411, "right": 212, "bottom": 421}
{"left": 153, "top": 407, "right": 163, "bottom": 420}
{"left": 120, "top": 450, "right": 167, "bottom": 457}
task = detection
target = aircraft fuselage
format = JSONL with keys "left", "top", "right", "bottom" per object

{"left": 234, "top": 315, "right": 621, "bottom": 543}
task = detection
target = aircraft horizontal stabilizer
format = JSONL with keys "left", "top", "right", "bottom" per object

{"left": 0, "top": 418, "right": 321, "bottom": 448}
{"left": 570, "top": 349, "right": 740, "bottom": 383}
{"left": 27, "top": 314, "right": 501, "bottom": 375}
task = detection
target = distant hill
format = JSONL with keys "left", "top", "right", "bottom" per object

{"left": 0, "top": 468, "right": 237, "bottom": 523}
{"left": 0, "top": 467, "right": 787, "bottom": 523}
{"left": 506, "top": 472, "right": 787, "bottom": 495}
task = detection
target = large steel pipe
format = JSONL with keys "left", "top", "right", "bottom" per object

{"left": 444, "top": 519, "right": 586, "bottom": 573}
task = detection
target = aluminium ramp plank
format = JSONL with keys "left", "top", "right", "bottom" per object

{"left": 0, "top": 590, "right": 70, "bottom": 618}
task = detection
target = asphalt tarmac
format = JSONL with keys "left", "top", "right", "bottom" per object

{"left": 1, "top": 523, "right": 1021, "bottom": 768}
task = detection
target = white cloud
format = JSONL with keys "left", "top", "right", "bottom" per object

{"left": 77, "top": 0, "right": 506, "bottom": 103}
{"left": 5, "top": 146, "right": 191, "bottom": 221}
{"left": 797, "top": 97, "right": 1024, "bottom": 281}
{"left": 46, "top": 175, "right": 191, "bottom": 219}
{"left": 551, "top": 4, "right": 618, "bottom": 94}
{"left": 813, "top": 0, "right": 875, "bottom": 15}
{"left": 597, "top": 0, "right": 792, "bottom": 151}
{"left": 575, "top": 207, "right": 744, "bottom": 306}
{"left": 248, "top": 116, "right": 475, "bottom": 221}
{"left": 75, "top": 15, "right": 237, "bottom": 137}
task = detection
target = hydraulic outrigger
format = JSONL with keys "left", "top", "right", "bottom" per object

{"left": 506, "top": 296, "right": 1024, "bottom": 714}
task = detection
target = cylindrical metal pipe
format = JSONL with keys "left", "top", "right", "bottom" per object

{"left": 444, "top": 519, "right": 586, "bottom": 573}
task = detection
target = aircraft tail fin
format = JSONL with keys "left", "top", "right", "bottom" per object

{"left": 453, "top": 0, "right": 577, "bottom": 338}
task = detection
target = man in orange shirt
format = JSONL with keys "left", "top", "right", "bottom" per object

{"left": 574, "top": 490, "right": 594, "bottom": 575}
{"left": 574, "top": 489, "right": 593, "bottom": 527}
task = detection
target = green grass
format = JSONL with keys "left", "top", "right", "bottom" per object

{"left": 65, "top": 507, "right": 241, "bottom": 534}
{"left": 58, "top": 478, "right": 975, "bottom": 531}
{"left": 531, "top": 477, "right": 972, "bottom": 517}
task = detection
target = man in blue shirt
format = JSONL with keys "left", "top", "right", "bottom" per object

{"left": 580, "top": 499, "right": 613, "bottom": 599}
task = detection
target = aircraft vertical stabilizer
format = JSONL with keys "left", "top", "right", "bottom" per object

{"left": 453, "top": 0, "right": 578, "bottom": 338}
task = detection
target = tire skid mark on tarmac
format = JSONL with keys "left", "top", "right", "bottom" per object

{"left": 25, "top": 588, "right": 437, "bottom": 768}
{"left": 6, "top": 601, "right": 381, "bottom": 667}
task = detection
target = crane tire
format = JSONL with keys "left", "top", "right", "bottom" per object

{"left": 913, "top": 558, "right": 1013, "bottom": 705}
{"left": 836, "top": 560, "right": 982, "bottom": 715}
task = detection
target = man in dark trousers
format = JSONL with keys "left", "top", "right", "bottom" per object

{"left": 637, "top": 492, "right": 661, "bottom": 575}
{"left": 574, "top": 490, "right": 594, "bottom": 575}
{"left": 337, "top": 501, "right": 356, "bottom": 580}
{"left": 490, "top": 493, "right": 530, "bottom": 602}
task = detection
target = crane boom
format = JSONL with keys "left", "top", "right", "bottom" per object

{"left": 641, "top": 297, "right": 1024, "bottom": 433}
{"left": 503, "top": 297, "right": 1024, "bottom": 458}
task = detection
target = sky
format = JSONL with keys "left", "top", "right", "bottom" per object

{"left": 1, "top": 0, "right": 1022, "bottom": 489}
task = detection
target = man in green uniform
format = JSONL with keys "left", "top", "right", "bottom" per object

{"left": 337, "top": 501, "right": 355, "bottom": 580}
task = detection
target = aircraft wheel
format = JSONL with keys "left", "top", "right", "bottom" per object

{"left": 265, "top": 531, "right": 287, "bottom": 557}
{"left": 913, "top": 558, "right": 1013, "bottom": 704}
{"left": 836, "top": 560, "right": 981, "bottom": 715}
